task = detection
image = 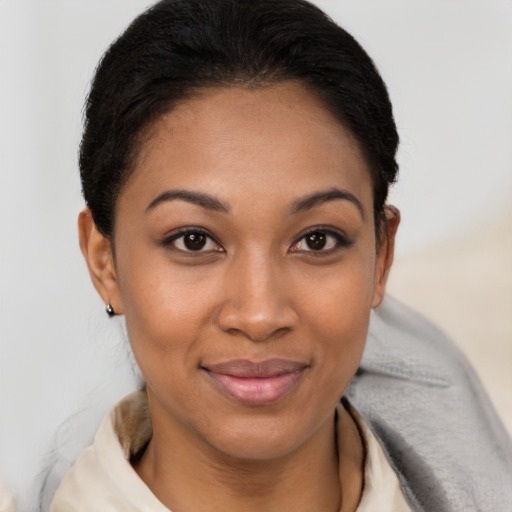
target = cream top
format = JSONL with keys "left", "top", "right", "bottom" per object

{"left": 51, "top": 391, "right": 410, "bottom": 511}
{"left": 0, "top": 477, "right": 15, "bottom": 512}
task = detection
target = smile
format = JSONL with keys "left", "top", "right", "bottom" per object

{"left": 202, "top": 359, "right": 309, "bottom": 406}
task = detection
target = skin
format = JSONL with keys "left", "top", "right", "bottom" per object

{"left": 79, "top": 81, "right": 399, "bottom": 512}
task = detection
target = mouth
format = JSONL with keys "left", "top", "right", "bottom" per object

{"left": 201, "top": 359, "right": 309, "bottom": 406}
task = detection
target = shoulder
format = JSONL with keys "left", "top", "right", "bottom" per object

{"left": 346, "top": 295, "right": 512, "bottom": 512}
{"left": 50, "top": 392, "right": 167, "bottom": 512}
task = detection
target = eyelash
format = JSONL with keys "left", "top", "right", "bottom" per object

{"left": 162, "top": 226, "right": 353, "bottom": 255}
{"left": 162, "top": 227, "right": 222, "bottom": 253}
{"left": 290, "top": 226, "right": 353, "bottom": 254}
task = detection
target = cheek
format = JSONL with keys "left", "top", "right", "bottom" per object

{"left": 116, "top": 253, "right": 218, "bottom": 383}
{"left": 298, "top": 246, "right": 376, "bottom": 328}
{"left": 299, "top": 255, "right": 375, "bottom": 389}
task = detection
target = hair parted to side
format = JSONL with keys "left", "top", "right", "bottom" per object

{"left": 80, "top": 0, "right": 399, "bottom": 238}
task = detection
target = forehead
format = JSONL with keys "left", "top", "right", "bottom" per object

{"left": 123, "top": 82, "right": 373, "bottom": 212}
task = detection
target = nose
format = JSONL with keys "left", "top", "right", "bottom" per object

{"left": 216, "top": 253, "right": 299, "bottom": 342}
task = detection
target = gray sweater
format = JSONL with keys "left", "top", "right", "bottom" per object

{"left": 347, "top": 296, "right": 512, "bottom": 511}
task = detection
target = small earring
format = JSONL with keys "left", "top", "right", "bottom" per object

{"left": 105, "top": 302, "right": 115, "bottom": 317}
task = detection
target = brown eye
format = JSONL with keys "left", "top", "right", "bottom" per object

{"left": 290, "top": 228, "right": 352, "bottom": 254}
{"left": 183, "top": 233, "right": 207, "bottom": 251}
{"left": 165, "top": 229, "right": 222, "bottom": 253}
{"left": 305, "top": 232, "right": 326, "bottom": 250}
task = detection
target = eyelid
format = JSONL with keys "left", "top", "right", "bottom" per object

{"left": 289, "top": 225, "right": 353, "bottom": 253}
{"left": 162, "top": 226, "right": 223, "bottom": 252}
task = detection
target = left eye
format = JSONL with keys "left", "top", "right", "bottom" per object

{"left": 167, "top": 231, "right": 221, "bottom": 252}
{"left": 291, "top": 230, "right": 347, "bottom": 252}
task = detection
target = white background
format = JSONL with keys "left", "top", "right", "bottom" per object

{"left": 1, "top": 1, "right": 511, "bottom": 510}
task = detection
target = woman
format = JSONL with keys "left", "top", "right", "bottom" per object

{"left": 49, "top": 0, "right": 512, "bottom": 510}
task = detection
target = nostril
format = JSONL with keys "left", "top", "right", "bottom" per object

{"left": 224, "top": 325, "right": 291, "bottom": 342}
{"left": 217, "top": 304, "right": 298, "bottom": 342}
{"left": 215, "top": 264, "right": 299, "bottom": 341}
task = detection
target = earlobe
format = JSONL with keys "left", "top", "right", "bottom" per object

{"left": 78, "top": 208, "right": 123, "bottom": 314}
{"left": 371, "top": 205, "right": 400, "bottom": 308}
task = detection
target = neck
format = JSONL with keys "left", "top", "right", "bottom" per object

{"left": 134, "top": 399, "right": 363, "bottom": 512}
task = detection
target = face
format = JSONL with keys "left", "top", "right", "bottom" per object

{"left": 83, "top": 82, "right": 396, "bottom": 462}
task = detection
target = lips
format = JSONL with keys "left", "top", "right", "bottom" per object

{"left": 202, "top": 359, "right": 309, "bottom": 406}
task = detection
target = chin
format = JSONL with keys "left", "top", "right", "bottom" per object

{"left": 209, "top": 420, "right": 304, "bottom": 462}
{"left": 197, "top": 404, "right": 330, "bottom": 463}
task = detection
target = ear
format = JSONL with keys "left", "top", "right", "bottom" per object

{"left": 372, "top": 205, "right": 400, "bottom": 308}
{"left": 78, "top": 208, "right": 123, "bottom": 315}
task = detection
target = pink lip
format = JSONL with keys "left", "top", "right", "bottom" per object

{"left": 203, "top": 359, "right": 309, "bottom": 406}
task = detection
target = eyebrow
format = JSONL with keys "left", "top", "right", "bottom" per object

{"left": 145, "top": 189, "right": 230, "bottom": 214}
{"left": 145, "top": 187, "right": 364, "bottom": 218}
{"left": 290, "top": 188, "right": 364, "bottom": 219}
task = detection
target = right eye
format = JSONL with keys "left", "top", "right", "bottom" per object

{"left": 163, "top": 229, "right": 222, "bottom": 253}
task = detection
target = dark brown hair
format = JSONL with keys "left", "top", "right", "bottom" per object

{"left": 80, "top": 0, "right": 399, "bottom": 237}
